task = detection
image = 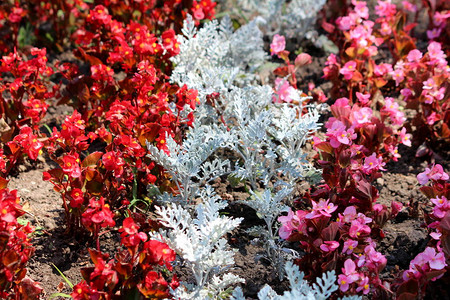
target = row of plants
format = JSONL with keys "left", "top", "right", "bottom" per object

{"left": 0, "top": 0, "right": 448, "bottom": 299}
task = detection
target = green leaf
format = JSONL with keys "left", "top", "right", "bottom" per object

{"left": 49, "top": 293, "right": 72, "bottom": 299}
{"left": 51, "top": 263, "right": 74, "bottom": 288}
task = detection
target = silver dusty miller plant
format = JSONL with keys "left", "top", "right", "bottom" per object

{"left": 171, "top": 14, "right": 267, "bottom": 105}
{"left": 167, "top": 13, "right": 323, "bottom": 285}
{"left": 152, "top": 186, "right": 243, "bottom": 300}
{"left": 229, "top": 0, "right": 327, "bottom": 38}
{"left": 146, "top": 121, "right": 230, "bottom": 204}
{"left": 230, "top": 261, "right": 362, "bottom": 300}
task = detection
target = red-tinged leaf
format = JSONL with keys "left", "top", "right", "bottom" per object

{"left": 321, "top": 21, "right": 335, "bottom": 33}
{"left": 398, "top": 293, "right": 419, "bottom": 300}
{"left": 7, "top": 141, "right": 20, "bottom": 155}
{"left": 403, "top": 22, "right": 417, "bottom": 32}
{"left": 315, "top": 142, "right": 334, "bottom": 154}
{"left": 273, "top": 66, "right": 289, "bottom": 77}
{"left": 415, "top": 143, "right": 430, "bottom": 157}
{"left": 88, "top": 248, "right": 109, "bottom": 266}
{"left": 351, "top": 70, "right": 363, "bottom": 82}
{"left": 345, "top": 47, "right": 357, "bottom": 58}
{"left": 322, "top": 171, "right": 338, "bottom": 188}
{"left": 3, "top": 249, "right": 19, "bottom": 267}
{"left": 396, "top": 279, "right": 418, "bottom": 299}
{"left": 441, "top": 232, "right": 450, "bottom": 257}
{"left": 75, "top": 47, "right": 103, "bottom": 66}
{"left": 80, "top": 267, "right": 95, "bottom": 281}
{"left": 356, "top": 179, "right": 374, "bottom": 201}
{"left": 420, "top": 186, "right": 436, "bottom": 198}
{"left": 278, "top": 50, "right": 290, "bottom": 63}
{"left": 84, "top": 168, "right": 98, "bottom": 181}
{"left": 441, "top": 123, "right": 450, "bottom": 139}
{"left": 81, "top": 152, "right": 103, "bottom": 168}
{"left": 321, "top": 251, "right": 337, "bottom": 271}
{"left": 395, "top": 34, "right": 416, "bottom": 58}
{"left": 0, "top": 177, "right": 8, "bottom": 189}
{"left": 425, "top": 269, "right": 446, "bottom": 281}
{"left": 78, "top": 83, "right": 90, "bottom": 103}
{"left": 85, "top": 180, "right": 103, "bottom": 195}
{"left": 43, "top": 169, "right": 64, "bottom": 181}
{"left": 321, "top": 222, "right": 339, "bottom": 241}
{"left": 338, "top": 149, "right": 351, "bottom": 168}
{"left": 373, "top": 77, "right": 387, "bottom": 88}
{"left": 138, "top": 124, "right": 160, "bottom": 145}
{"left": 439, "top": 212, "right": 450, "bottom": 232}
{"left": 18, "top": 277, "right": 43, "bottom": 299}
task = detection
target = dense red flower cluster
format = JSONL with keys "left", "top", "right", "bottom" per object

{"left": 0, "top": 181, "right": 42, "bottom": 299}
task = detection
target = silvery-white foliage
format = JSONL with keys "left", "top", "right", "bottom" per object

{"left": 154, "top": 186, "right": 243, "bottom": 299}
{"left": 244, "top": 187, "right": 292, "bottom": 239}
{"left": 230, "top": 261, "right": 362, "bottom": 300}
{"left": 171, "top": 14, "right": 267, "bottom": 105}
{"left": 269, "top": 104, "right": 322, "bottom": 184}
{"left": 234, "top": 0, "right": 327, "bottom": 38}
{"left": 241, "top": 186, "right": 293, "bottom": 279}
{"left": 146, "top": 122, "right": 230, "bottom": 203}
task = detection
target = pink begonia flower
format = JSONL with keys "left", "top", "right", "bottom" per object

{"left": 337, "top": 16, "right": 354, "bottom": 31}
{"left": 349, "top": 220, "right": 371, "bottom": 238}
{"left": 356, "top": 212, "right": 372, "bottom": 224}
{"left": 338, "top": 259, "right": 360, "bottom": 292}
{"left": 374, "top": 63, "right": 393, "bottom": 76}
{"left": 373, "top": 204, "right": 384, "bottom": 213}
{"left": 356, "top": 276, "right": 370, "bottom": 294}
{"left": 340, "top": 61, "right": 357, "bottom": 80}
{"left": 404, "top": 247, "right": 447, "bottom": 281}
{"left": 430, "top": 196, "right": 449, "bottom": 219}
{"left": 364, "top": 246, "right": 387, "bottom": 271}
{"left": 375, "top": 0, "right": 397, "bottom": 19}
{"left": 338, "top": 206, "right": 357, "bottom": 224}
{"left": 402, "top": 1, "right": 417, "bottom": 12}
{"left": 349, "top": 144, "right": 364, "bottom": 158}
{"left": 349, "top": 220, "right": 370, "bottom": 238}
{"left": 278, "top": 209, "right": 296, "bottom": 239}
{"left": 352, "top": 107, "right": 373, "bottom": 126}
{"left": 426, "top": 42, "right": 448, "bottom": 70}
{"left": 433, "top": 11, "right": 450, "bottom": 27}
{"left": 398, "top": 127, "right": 411, "bottom": 147}
{"left": 406, "top": 49, "right": 423, "bottom": 62}
{"left": 430, "top": 231, "right": 442, "bottom": 240}
{"left": 326, "top": 120, "right": 356, "bottom": 148}
{"left": 382, "top": 97, "right": 406, "bottom": 126}
{"left": 423, "top": 78, "right": 435, "bottom": 90}
{"left": 278, "top": 209, "right": 308, "bottom": 239}
{"left": 320, "top": 241, "right": 340, "bottom": 252}
{"left": 400, "top": 88, "right": 412, "bottom": 100}
{"left": 427, "top": 41, "right": 444, "bottom": 60}
{"left": 343, "top": 239, "right": 358, "bottom": 254}
{"left": 391, "top": 68, "right": 405, "bottom": 85}
{"left": 426, "top": 112, "right": 439, "bottom": 125}
{"left": 362, "top": 153, "right": 386, "bottom": 174}
{"left": 273, "top": 78, "right": 300, "bottom": 103}
{"left": 270, "top": 34, "right": 285, "bottom": 56}
{"left": 417, "top": 164, "right": 449, "bottom": 185}
{"left": 427, "top": 28, "right": 441, "bottom": 39}
{"left": 356, "top": 92, "right": 371, "bottom": 104}
{"left": 387, "top": 145, "right": 401, "bottom": 160}
{"left": 380, "top": 22, "right": 392, "bottom": 36}
{"left": 353, "top": 0, "right": 369, "bottom": 19}
{"left": 391, "top": 201, "right": 403, "bottom": 217}
{"left": 423, "top": 247, "right": 447, "bottom": 270}
{"left": 294, "top": 53, "right": 312, "bottom": 67}
{"left": 305, "top": 199, "right": 337, "bottom": 219}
